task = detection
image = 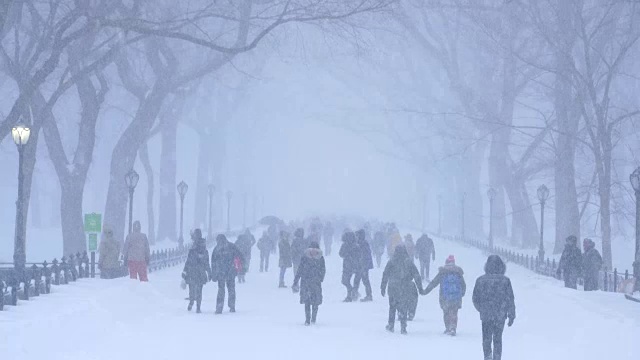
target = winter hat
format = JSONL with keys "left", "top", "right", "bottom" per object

{"left": 566, "top": 235, "right": 578, "bottom": 245}
{"left": 216, "top": 234, "right": 227, "bottom": 244}
{"left": 583, "top": 238, "right": 595, "bottom": 249}
{"left": 445, "top": 255, "right": 455, "bottom": 265}
{"left": 191, "top": 228, "right": 203, "bottom": 240}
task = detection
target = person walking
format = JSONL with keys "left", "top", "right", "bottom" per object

{"left": 339, "top": 231, "right": 360, "bottom": 302}
{"left": 388, "top": 226, "right": 402, "bottom": 258}
{"left": 415, "top": 234, "right": 436, "bottom": 281}
{"left": 353, "top": 229, "right": 374, "bottom": 302}
{"left": 404, "top": 234, "right": 416, "bottom": 264}
{"left": 372, "top": 230, "right": 386, "bottom": 268}
{"left": 381, "top": 244, "right": 424, "bottom": 334}
{"left": 257, "top": 231, "right": 271, "bottom": 272}
{"left": 556, "top": 235, "right": 582, "bottom": 289}
{"left": 123, "top": 221, "right": 150, "bottom": 282}
{"left": 182, "top": 229, "right": 211, "bottom": 313}
{"left": 423, "top": 255, "right": 466, "bottom": 336}
{"left": 98, "top": 226, "right": 121, "bottom": 279}
{"left": 211, "top": 234, "right": 244, "bottom": 314}
{"left": 291, "top": 228, "right": 308, "bottom": 276}
{"left": 582, "top": 238, "right": 602, "bottom": 291}
{"left": 322, "top": 221, "right": 335, "bottom": 256}
{"left": 472, "top": 255, "right": 516, "bottom": 360}
{"left": 278, "top": 231, "right": 293, "bottom": 288}
{"left": 234, "top": 230, "right": 255, "bottom": 283}
{"left": 292, "top": 242, "right": 326, "bottom": 326}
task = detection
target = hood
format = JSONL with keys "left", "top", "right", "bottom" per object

{"left": 133, "top": 221, "right": 141, "bottom": 233}
{"left": 305, "top": 247, "right": 324, "bottom": 260}
{"left": 438, "top": 264, "right": 463, "bottom": 275}
{"left": 484, "top": 255, "right": 506, "bottom": 275}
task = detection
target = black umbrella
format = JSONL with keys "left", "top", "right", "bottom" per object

{"left": 260, "top": 215, "right": 285, "bottom": 227}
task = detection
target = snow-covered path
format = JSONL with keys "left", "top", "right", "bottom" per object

{"left": 1, "top": 233, "right": 638, "bottom": 360}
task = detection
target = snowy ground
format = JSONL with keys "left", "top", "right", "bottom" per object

{"left": 1, "top": 231, "right": 638, "bottom": 360}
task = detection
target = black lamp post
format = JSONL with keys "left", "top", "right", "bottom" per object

{"left": 177, "top": 181, "right": 188, "bottom": 246}
{"left": 630, "top": 168, "right": 640, "bottom": 290}
{"left": 208, "top": 184, "right": 215, "bottom": 240}
{"left": 226, "top": 191, "right": 233, "bottom": 232}
{"left": 124, "top": 169, "right": 140, "bottom": 235}
{"left": 487, "top": 188, "right": 497, "bottom": 250}
{"left": 12, "top": 125, "right": 31, "bottom": 270}
{"left": 537, "top": 184, "right": 550, "bottom": 264}
{"left": 437, "top": 194, "right": 442, "bottom": 236}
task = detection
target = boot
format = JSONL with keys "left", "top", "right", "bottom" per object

{"left": 385, "top": 324, "right": 394, "bottom": 333}
{"left": 351, "top": 290, "right": 361, "bottom": 301}
{"left": 279, "top": 282, "right": 287, "bottom": 288}
{"left": 196, "top": 307, "right": 201, "bottom": 314}
{"left": 230, "top": 307, "right": 236, "bottom": 313}
{"left": 360, "top": 295, "right": 373, "bottom": 302}
{"left": 343, "top": 296, "right": 353, "bottom": 302}
{"left": 187, "top": 301, "right": 194, "bottom": 312}
{"left": 311, "top": 307, "right": 318, "bottom": 324}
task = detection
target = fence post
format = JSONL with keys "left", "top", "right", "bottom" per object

{"left": 603, "top": 267, "right": 608, "bottom": 292}
{"left": 625, "top": 269, "right": 629, "bottom": 280}
{"left": 613, "top": 268, "right": 618, "bottom": 293}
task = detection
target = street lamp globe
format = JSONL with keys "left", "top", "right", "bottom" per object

{"left": 537, "top": 184, "right": 550, "bottom": 203}
{"left": 124, "top": 169, "right": 139, "bottom": 190}
{"left": 177, "top": 181, "right": 188, "bottom": 197}
{"left": 630, "top": 167, "right": 640, "bottom": 192}
{"left": 487, "top": 188, "right": 497, "bottom": 201}
{"left": 11, "top": 125, "right": 31, "bottom": 146}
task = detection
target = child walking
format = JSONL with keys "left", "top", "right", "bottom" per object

{"left": 423, "top": 255, "right": 466, "bottom": 336}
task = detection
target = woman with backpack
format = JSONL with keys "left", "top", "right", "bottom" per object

{"left": 422, "top": 255, "right": 466, "bottom": 336}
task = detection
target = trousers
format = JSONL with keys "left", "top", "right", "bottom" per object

{"left": 128, "top": 261, "right": 148, "bottom": 282}
{"left": 482, "top": 319, "right": 506, "bottom": 360}
{"left": 216, "top": 278, "right": 236, "bottom": 311}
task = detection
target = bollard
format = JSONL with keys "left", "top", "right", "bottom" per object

{"left": 603, "top": 268, "right": 608, "bottom": 292}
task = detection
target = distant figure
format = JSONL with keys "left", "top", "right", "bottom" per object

{"left": 98, "top": 226, "right": 121, "bottom": 279}
{"left": 268, "top": 225, "right": 279, "bottom": 255}
{"left": 182, "top": 229, "right": 211, "bottom": 313}
{"left": 293, "top": 242, "right": 326, "bottom": 326}
{"left": 123, "top": 221, "right": 150, "bottom": 282}
{"left": 278, "top": 231, "right": 293, "bottom": 288}
{"left": 257, "top": 231, "right": 271, "bottom": 272}
{"left": 353, "top": 229, "right": 374, "bottom": 302}
{"left": 473, "top": 255, "right": 516, "bottom": 360}
{"left": 557, "top": 236, "right": 582, "bottom": 289}
{"left": 381, "top": 244, "right": 424, "bottom": 334}
{"left": 415, "top": 235, "right": 436, "bottom": 280}
{"left": 211, "top": 234, "right": 244, "bottom": 314}
{"left": 582, "top": 238, "right": 602, "bottom": 291}
{"left": 388, "top": 225, "right": 402, "bottom": 258}
{"left": 235, "top": 230, "right": 256, "bottom": 283}
{"left": 339, "top": 231, "right": 360, "bottom": 302}
{"left": 291, "top": 228, "right": 308, "bottom": 276}
{"left": 423, "top": 255, "right": 466, "bottom": 336}
{"left": 372, "top": 231, "right": 386, "bottom": 268}
{"left": 322, "top": 221, "right": 335, "bottom": 256}
{"left": 404, "top": 234, "right": 416, "bottom": 263}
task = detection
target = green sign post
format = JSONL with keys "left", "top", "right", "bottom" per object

{"left": 84, "top": 213, "right": 102, "bottom": 278}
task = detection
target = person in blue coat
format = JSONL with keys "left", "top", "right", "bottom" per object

{"left": 292, "top": 242, "right": 326, "bottom": 326}
{"left": 182, "top": 229, "right": 211, "bottom": 313}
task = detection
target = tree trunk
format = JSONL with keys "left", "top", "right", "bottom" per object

{"left": 29, "top": 176, "right": 42, "bottom": 228}
{"left": 139, "top": 143, "right": 156, "bottom": 244}
{"left": 157, "top": 116, "right": 178, "bottom": 242}
{"left": 193, "top": 130, "right": 210, "bottom": 230}
{"left": 60, "top": 177, "right": 87, "bottom": 256}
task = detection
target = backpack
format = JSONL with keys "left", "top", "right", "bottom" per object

{"left": 441, "top": 273, "right": 463, "bottom": 301}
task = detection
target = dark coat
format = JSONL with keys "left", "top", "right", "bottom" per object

{"left": 339, "top": 236, "right": 360, "bottom": 273}
{"left": 381, "top": 249, "right": 423, "bottom": 311}
{"left": 415, "top": 235, "right": 435, "bottom": 261}
{"left": 472, "top": 255, "right": 516, "bottom": 322}
{"left": 279, "top": 240, "right": 293, "bottom": 268}
{"left": 582, "top": 247, "right": 602, "bottom": 291}
{"left": 183, "top": 243, "right": 211, "bottom": 285}
{"left": 257, "top": 235, "right": 271, "bottom": 254}
{"left": 424, "top": 264, "right": 466, "bottom": 309}
{"left": 357, "top": 239, "right": 374, "bottom": 271}
{"left": 291, "top": 235, "right": 308, "bottom": 268}
{"left": 235, "top": 234, "right": 255, "bottom": 260}
{"left": 293, "top": 248, "right": 326, "bottom": 305}
{"left": 372, "top": 231, "right": 386, "bottom": 255}
{"left": 558, "top": 244, "right": 582, "bottom": 279}
{"left": 211, "top": 240, "right": 244, "bottom": 281}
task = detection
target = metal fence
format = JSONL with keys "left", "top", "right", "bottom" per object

{"left": 438, "top": 234, "right": 635, "bottom": 293}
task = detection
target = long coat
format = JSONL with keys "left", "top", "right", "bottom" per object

{"left": 291, "top": 235, "right": 308, "bottom": 269}
{"left": 98, "top": 235, "right": 121, "bottom": 270}
{"left": 357, "top": 239, "right": 374, "bottom": 272}
{"left": 424, "top": 265, "right": 466, "bottom": 309}
{"left": 582, "top": 248, "right": 602, "bottom": 291}
{"left": 339, "top": 238, "right": 359, "bottom": 273}
{"left": 183, "top": 245, "right": 211, "bottom": 285}
{"left": 415, "top": 236, "right": 435, "bottom": 261}
{"left": 381, "top": 257, "right": 423, "bottom": 312}
{"left": 211, "top": 241, "right": 244, "bottom": 281}
{"left": 558, "top": 244, "right": 582, "bottom": 281}
{"left": 293, "top": 248, "right": 326, "bottom": 305}
{"left": 279, "top": 240, "right": 293, "bottom": 268}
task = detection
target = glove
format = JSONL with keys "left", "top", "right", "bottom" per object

{"left": 181, "top": 272, "right": 187, "bottom": 280}
{"left": 292, "top": 284, "right": 300, "bottom": 293}
{"left": 419, "top": 288, "right": 427, "bottom": 296}
{"left": 381, "top": 287, "right": 386, "bottom": 297}
{"left": 508, "top": 316, "right": 515, "bottom": 327}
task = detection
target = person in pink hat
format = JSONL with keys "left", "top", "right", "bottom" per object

{"left": 423, "top": 255, "right": 466, "bottom": 336}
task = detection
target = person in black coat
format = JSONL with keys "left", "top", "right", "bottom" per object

{"left": 257, "top": 231, "right": 271, "bottom": 272}
{"left": 293, "top": 242, "right": 326, "bottom": 326}
{"left": 381, "top": 244, "right": 424, "bottom": 334}
{"left": 415, "top": 235, "right": 436, "bottom": 281}
{"left": 290, "top": 228, "right": 308, "bottom": 277}
{"left": 211, "top": 234, "right": 244, "bottom": 314}
{"left": 278, "top": 231, "right": 293, "bottom": 288}
{"left": 235, "top": 230, "right": 256, "bottom": 283}
{"left": 339, "top": 231, "right": 360, "bottom": 302}
{"left": 582, "top": 238, "right": 602, "bottom": 291}
{"left": 353, "top": 229, "right": 374, "bottom": 302}
{"left": 372, "top": 230, "right": 386, "bottom": 268}
{"left": 472, "top": 255, "right": 516, "bottom": 360}
{"left": 182, "top": 229, "right": 211, "bottom": 313}
{"left": 556, "top": 235, "right": 582, "bottom": 289}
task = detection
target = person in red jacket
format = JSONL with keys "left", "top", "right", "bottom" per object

{"left": 123, "top": 221, "right": 150, "bottom": 282}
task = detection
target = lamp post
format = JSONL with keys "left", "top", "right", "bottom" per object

{"left": 437, "top": 194, "right": 442, "bottom": 236}
{"left": 537, "top": 184, "right": 550, "bottom": 264}
{"left": 487, "top": 188, "right": 497, "bottom": 250}
{"left": 630, "top": 168, "right": 640, "bottom": 290}
{"left": 12, "top": 125, "right": 31, "bottom": 270}
{"left": 461, "top": 192, "right": 466, "bottom": 240}
{"left": 177, "top": 181, "right": 188, "bottom": 246}
{"left": 208, "top": 184, "right": 215, "bottom": 239}
{"left": 226, "top": 191, "right": 233, "bottom": 232}
{"left": 243, "top": 193, "right": 247, "bottom": 229}
{"left": 124, "top": 169, "right": 140, "bottom": 235}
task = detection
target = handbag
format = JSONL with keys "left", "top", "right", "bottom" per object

{"left": 180, "top": 278, "right": 187, "bottom": 290}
